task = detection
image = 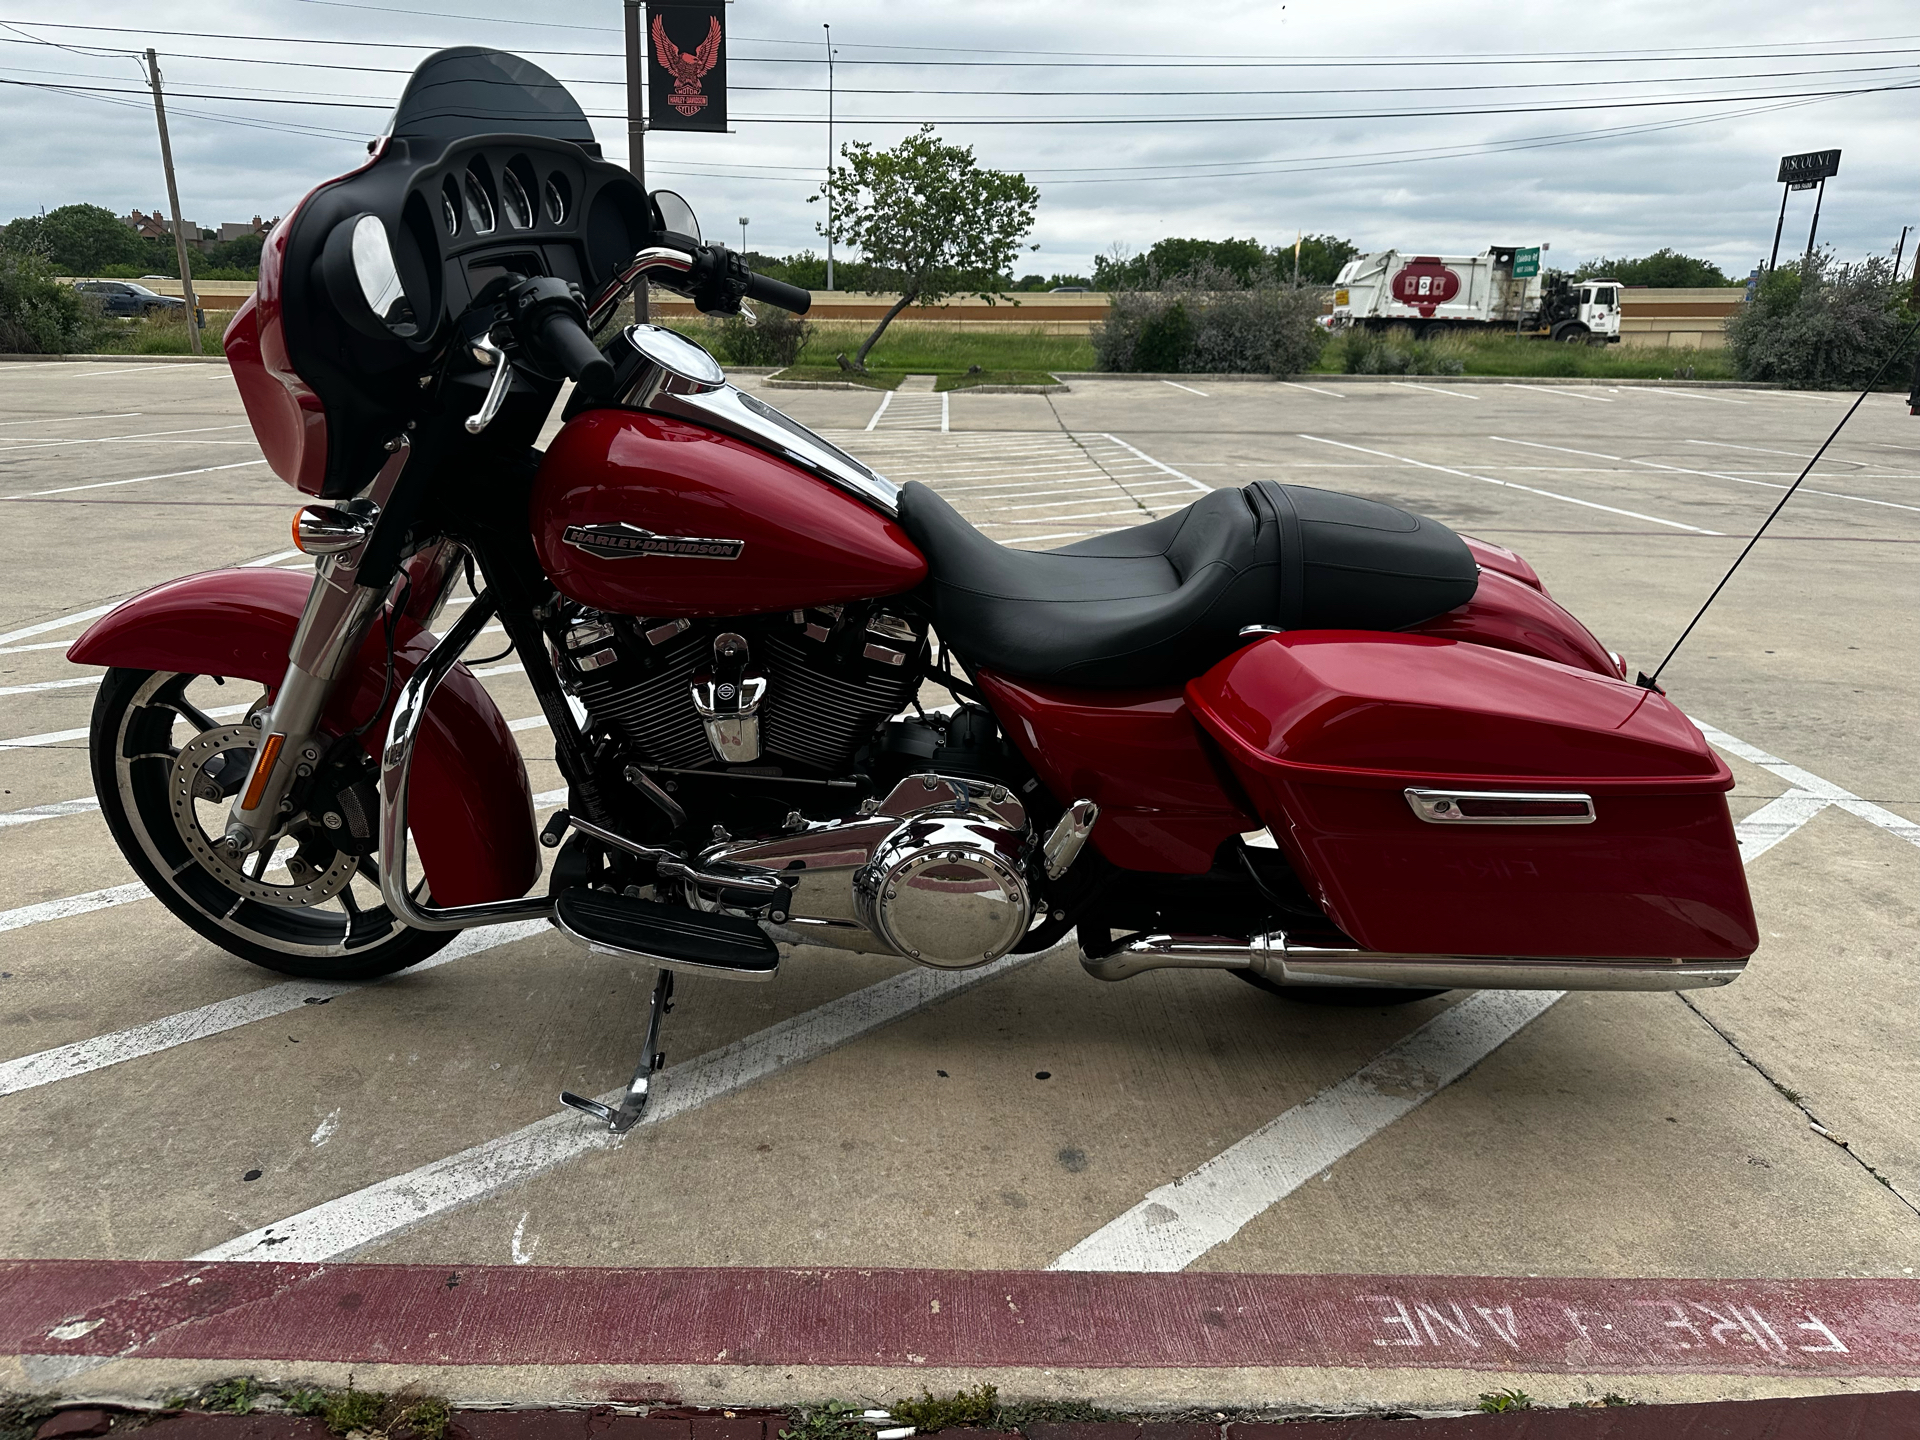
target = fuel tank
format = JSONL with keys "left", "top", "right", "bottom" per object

{"left": 532, "top": 409, "right": 927, "bottom": 618}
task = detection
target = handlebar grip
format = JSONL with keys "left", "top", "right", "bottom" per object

{"left": 743, "top": 272, "right": 813, "bottom": 315}
{"left": 530, "top": 308, "right": 614, "bottom": 393}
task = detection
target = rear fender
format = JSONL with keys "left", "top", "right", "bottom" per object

{"left": 69, "top": 567, "right": 538, "bottom": 907}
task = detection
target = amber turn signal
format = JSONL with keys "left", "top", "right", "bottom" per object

{"left": 292, "top": 504, "right": 372, "bottom": 556}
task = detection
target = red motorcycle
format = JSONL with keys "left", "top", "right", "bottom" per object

{"left": 71, "top": 49, "right": 1756, "bottom": 1131}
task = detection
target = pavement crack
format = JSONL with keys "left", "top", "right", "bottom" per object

{"left": 1676, "top": 992, "right": 1919, "bottom": 1216}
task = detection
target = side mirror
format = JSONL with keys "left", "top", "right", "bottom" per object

{"left": 650, "top": 189, "right": 701, "bottom": 243}
{"left": 320, "top": 213, "right": 420, "bottom": 340}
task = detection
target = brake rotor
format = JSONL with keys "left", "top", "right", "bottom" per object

{"left": 168, "top": 725, "right": 359, "bottom": 908}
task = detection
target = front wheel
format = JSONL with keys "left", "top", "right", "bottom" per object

{"left": 90, "top": 667, "right": 452, "bottom": 981}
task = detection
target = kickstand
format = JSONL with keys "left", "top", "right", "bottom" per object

{"left": 561, "top": 967, "right": 675, "bottom": 1133}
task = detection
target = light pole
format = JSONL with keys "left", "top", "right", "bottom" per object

{"left": 824, "top": 22, "right": 835, "bottom": 292}
{"left": 738, "top": 215, "right": 749, "bottom": 255}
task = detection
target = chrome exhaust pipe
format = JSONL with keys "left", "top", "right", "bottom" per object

{"left": 1083, "top": 932, "right": 1746, "bottom": 992}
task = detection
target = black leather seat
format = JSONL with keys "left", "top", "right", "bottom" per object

{"left": 897, "top": 480, "right": 1479, "bottom": 689}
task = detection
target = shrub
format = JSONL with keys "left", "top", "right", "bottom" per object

{"left": 710, "top": 309, "right": 811, "bottom": 367}
{"left": 0, "top": 243, "right": 110, "bottom": 353}
{"left": 1326, "top": 330, "right": 1465, "bottom": 376}
{"left": 1093, "top": 264, "right": 1326, "bottom": 375}
{"left": 1725, "top": 252, "right": 1917, "bottom": 390}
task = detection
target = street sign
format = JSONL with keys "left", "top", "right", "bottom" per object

{"left": 1777, "top": 149, "right": 1840, "bottom": 187}
{"left": 1511, "top": 247, "right": 1541, "bottom": 279}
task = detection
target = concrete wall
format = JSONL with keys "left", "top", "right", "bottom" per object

{"left": 86, "top": 281, "right": 1754, "bottom": 349}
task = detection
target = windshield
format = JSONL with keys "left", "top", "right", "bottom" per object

{"left": 127, "top": 284, "right": 159, "bottom": 296}
{"left": 387, "top": 46, "right": 596, "bottom": 146}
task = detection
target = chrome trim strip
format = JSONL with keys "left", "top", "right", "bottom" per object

{"left": 378, "top": 593, "right": 555, "bottom": 932}
{"left": 1084, "top": 931, "right": 1745, "bottom": 992}
{"left": 649, "top": 384, "right": 901, "bottom": 516}
{"left": 1405, "top": 787, "right": 1596, "bottom": 825}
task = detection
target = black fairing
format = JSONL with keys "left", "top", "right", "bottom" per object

{"left": 277, "top": 48, "right": 653, "bottom": 498}
{"left": 898, "top": 481, "right": 1478, "bottom": 688}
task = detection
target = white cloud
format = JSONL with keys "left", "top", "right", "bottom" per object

{"left": 3, "top": 0, "right": 1914, "bottom": 276}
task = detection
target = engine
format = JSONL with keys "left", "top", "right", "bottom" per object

{"left": 557, "top": 601, "right": 926, "bottom": 779}
{"left": 551, "top": 602, "right": 1051, "bottom": 968}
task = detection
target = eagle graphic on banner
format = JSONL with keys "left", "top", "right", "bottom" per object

{"left": 652, "top": 14, "right": 722, "bottom": 116}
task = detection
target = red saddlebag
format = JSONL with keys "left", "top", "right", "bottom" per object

{"left": 1186, "top": 633, "right": 1757, "bottom": 960}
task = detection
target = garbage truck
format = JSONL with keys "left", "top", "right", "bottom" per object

{"left": 1331, "top": 246, "right": 1622, "bottom": 343}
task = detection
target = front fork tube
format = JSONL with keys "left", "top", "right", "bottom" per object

{"left": 219, "top": 557, "right": 384, "bottom": 860}
{"left": 220, "top": 446, "right": 466, "bottom": 861}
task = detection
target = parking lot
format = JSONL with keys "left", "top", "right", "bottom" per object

{"left": 1, "top": 359, "right": 1916, "bottom": 1410}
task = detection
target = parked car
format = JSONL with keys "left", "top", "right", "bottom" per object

{"left": 73, "top": 281, "right": 186, "bottom": 318}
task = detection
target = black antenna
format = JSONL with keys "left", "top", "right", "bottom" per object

{"left": 1639, "top": 313, "right": 1920, "bottom": 692}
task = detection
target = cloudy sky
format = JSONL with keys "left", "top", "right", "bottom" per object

{"left": 1, "top": 0, "right": 1914, "bottom": 278}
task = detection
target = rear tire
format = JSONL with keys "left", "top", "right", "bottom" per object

{"left": 90, "top": 667, "right": 452, "bottom": 981}
{"left": 1233, "top": 968, "right": 1444, "bottom": 1007}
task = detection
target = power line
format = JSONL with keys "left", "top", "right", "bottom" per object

{"left": 6, "top": 19, "right": 1920, "bottom": 69}
{"left": 5, "top": 69, "right": 1915, "bottom": 125}
{"left": 9, "top": 37, "right": 1913, "bottom": 100}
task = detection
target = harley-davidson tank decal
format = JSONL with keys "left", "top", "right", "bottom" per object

{"left": 561, "top": 521, "right": 744, "bottom": 560}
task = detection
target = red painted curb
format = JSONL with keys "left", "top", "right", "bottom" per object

{"left": 3, "top": 1261, "right": 1916, "bottom": 1377}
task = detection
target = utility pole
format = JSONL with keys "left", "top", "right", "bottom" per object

{"left": 145, "top": 49, "right": 202, "bottom": 356}
{"left": 623, "top": 0, "right": 649, "bottom": 323}
{"left": 1292, "top": 229, "right": 1302, "bottom": 287}
{"left": 824, "top": 23, "right": 834, "bottom": 292}
{"left": 1893, "top": 224, "right": 1909, "bottom": 280}
{"left": 738, "top": 215, "right": 749, "bottom": 254}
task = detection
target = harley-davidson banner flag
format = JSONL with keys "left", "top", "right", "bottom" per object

{"left": 647, "top": 2, "right": 727, "bottom": 133}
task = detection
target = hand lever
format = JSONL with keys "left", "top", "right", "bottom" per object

{"left": 464, "top": 333, "right": 513, "bottom": 435}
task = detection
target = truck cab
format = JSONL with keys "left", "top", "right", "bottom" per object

{"left": 1562, "top": 278, "right": 1623, "bottom": 343}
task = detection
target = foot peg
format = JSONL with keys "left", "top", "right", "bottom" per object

{"left": 553, "top": 888, "right": 780, "bottom": 980}
{"left": 562, "top": 968, "right": 674, "bottom": 1133}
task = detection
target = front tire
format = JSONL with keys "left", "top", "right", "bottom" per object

{"left": 90, "top": 667, "right": 452, "bottom": 981}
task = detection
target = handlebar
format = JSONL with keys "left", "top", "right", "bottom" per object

{"left": 586, "top": 244, "right": 812, "bottom": 327}
{"left": 743, "top": 271, "right": 812, "bottom": 316}
{"left": 527, "top": 306, "right": 613, "bottom": 392}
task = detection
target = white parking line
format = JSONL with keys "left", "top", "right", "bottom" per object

{"left": 1091, "top": 434, "right": 1211, "bottom": 494}
{"left": 1488, "top": 436, "right": 1920, "bottom": 516}
{"left": 0, "top": 921, "right": 550, "bottom": 1098}
{"left": 1279, "top": 382, "right": 1344, "bottom": 399}
{"left": 1390, "top": 382, "right": 1477, "bottom": 400}
{"left": 1298, "top": 435, "right": 1721, "bottom": 534}
{"left": 0, "top": 423, "right": 252, "bottom": 454}
{"left": 0, "top": 412, "right": 141, "bottom": 429}
{"left": 0, "top": 640, "right": 78, "bottom": 656}
{"left": 195, "top": 948, "right": 1056, "bottom": 1262}
{"left": 1695, "top": 721, "right": 1920, "bottom": 850}
{"left": 0, "top": 796, "right": 100, "bottom": 829}
{"left": 1502, "top": 383, "right": 1614, "bottom": 403}
{"left": 1050, "top": 989, "right": 1563, "bottom": 1272}
{"left": 1046, "top": 720, "right": 1856, "bottom": 1272}
{"left": 0, "top": 882, "right": 151, "bottom": 935}
{"left": 0, "top": 605, "right": 120, "bottom": 649}
{"left": 1637, "top": 388, "right": 1749, "bottom": 405}
{"left": 6, "top": 460, "right": 269, "bottom": 499}
{"left": 1161, "top": 380, "right": 1208, "bottom": 397}
{"left": 864, "top": 391, "right": 893, "bottom": 431}
{"left": 941, "top": 391, "right": 950, "bottom": 434}
{"left": 0, "top": 675, "right": 102, "bottom": 698}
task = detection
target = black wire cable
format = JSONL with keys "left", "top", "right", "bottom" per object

{"left": 1641, "top": 314, "right": 1920, "bottom": 691}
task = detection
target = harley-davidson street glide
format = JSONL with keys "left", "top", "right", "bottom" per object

{"left": 70, "top": 48, "right": 1757, "bottom": 1131}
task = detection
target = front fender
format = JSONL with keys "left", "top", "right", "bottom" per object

{"left": 69, "top": 567, "right": 539, "bottom": 908}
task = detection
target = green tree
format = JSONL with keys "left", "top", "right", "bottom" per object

{"left": 1725, "top": 251, "right": 1916, "bottom": 390}
{"left": 815, "top": 125, "right": 1040, "bottom": 370}
{"left": 1573, "top": 248, "right": 1730, "bottom": 288}
{"left": 1093, "top": 234, "right": 1359, "bottom": 290}
{"left": 2, "top": 203, "right": 145, "bottom": 275}
{"left": 0, "top": 238, "right": 110, "bottom": 353}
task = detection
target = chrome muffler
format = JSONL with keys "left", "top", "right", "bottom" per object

{"left": 1083, "top": 932, "right": 1746, "bottom": 992}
